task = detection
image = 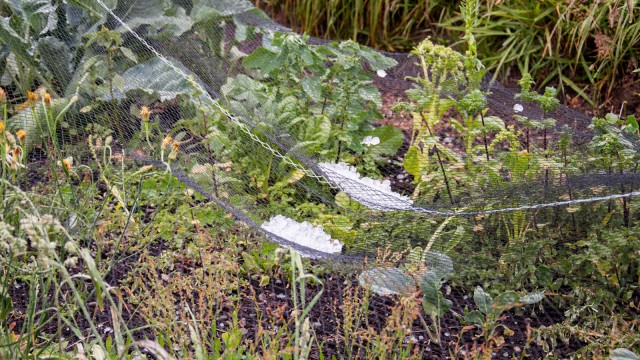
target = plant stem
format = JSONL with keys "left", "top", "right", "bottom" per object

{"left": 480, "top": 112, "right": 490, "bottom": 161}
{"left": 421, "top": 112, "right": 454, "bottom": 204}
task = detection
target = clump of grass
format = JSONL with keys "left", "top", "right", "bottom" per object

{"left": 442, "top": 0, "right": 640, "bottom": 105}
{"left": 254, "top": 0, "right": 457, "bottom": 51}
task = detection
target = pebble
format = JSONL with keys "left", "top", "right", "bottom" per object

{"left": 503, "top": 352, "right": 509, "bottom": 357}
{"left": 444, "top": 332, "right": 450, "bottom": 337}
{"left": 514, "top": 346, "right": 522, "bottom": 353}
{"left": 418, "top": 336, "right": 424, "bottom": 340}
{"left": 103, "top": 326, "right": 113, "bottom": 334}
{"left": 397, "top": 174, "right": 406, "bottom": 180}
{"left": 313, "top": 322, "right": 321, "bottom": 329}
{"left": 276, "top": 293, "right": 287, "bottom": 300}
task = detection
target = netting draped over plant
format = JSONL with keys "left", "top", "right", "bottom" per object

{"left": 2, "top": 0, "right": 640, "bottom": 263}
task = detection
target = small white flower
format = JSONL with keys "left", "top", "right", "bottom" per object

{"left": 376, "top": 69, "right": 387, "bottom": 78}
{"left": 513, "top": 103, "right": 524, "bottom": 113}
{"left": 361, "top": 136, "right": 381, "bottom": 146}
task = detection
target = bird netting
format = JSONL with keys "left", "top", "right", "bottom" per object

{"left": 2, "top": 0, "right": 639, "bottom": 272}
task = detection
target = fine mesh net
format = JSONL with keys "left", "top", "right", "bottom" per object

{"left": 2, "top": 0, "right": 639, "bottom": 271}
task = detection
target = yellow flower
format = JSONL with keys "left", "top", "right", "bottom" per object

{"left": 27, "top": 91, "right": 39, "bottom": 103}
{"left": 140, "top": 106, "right": 151, "bottom": 122}
{"left": 0, "top": 121, "right": 4, "bottom": 133}
{"left": 0, "top": 87, "right": 6, "bottom": 104}
{"left": 43, "top": 92, "right": 52, "bottom": 107}
{"left": 61, "top": 156, "right": 73, "bottom": 172}
{"left": 16, "top": 130, "right": 26, "bottom": 143}
{"left": 161, "top": 135, "right": 172, "bottom": 151}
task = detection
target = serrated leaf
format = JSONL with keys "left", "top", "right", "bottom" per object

{"left": 358, "top": 267, "right": 416, "bottom": 296}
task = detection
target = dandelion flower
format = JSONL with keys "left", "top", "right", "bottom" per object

{"left": 513, "top": 103, "right": 524, "bottom": 113}
{"left": 161, "top": 135, "right": 173, "bottom": 151}
{"left": 261, "top": 215, "right": 343, "bottom": 257}
{"left": 61, "top": 156, "right": 73, "bottom": 172}
{"left": 361, "top": 135, "right": 380, "bottom": 146}
{"left": 43, "top": 92, "right": 52, "bottom": 107}
{"left": 16, "top": 130, "right": 26, "bottom": 143}
{"left": 0, "top": 121, "right": 4, "bottom": 133}
{"left": 0, "top": 87, "right": 6, "bottom": 104}
{"left": 376, "top": 69, "right": 387, "bottom": 78}
{"left": 27, "top": 91, "right": 39, "bottom": 103}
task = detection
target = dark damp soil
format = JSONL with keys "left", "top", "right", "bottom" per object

{"left": 8, "top": 237, "right": 583, "bottom": 359}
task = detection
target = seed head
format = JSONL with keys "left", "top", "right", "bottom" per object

{"left": 140, "top": 106, "right": 151, "bottom": 122}
{"left": 5, "top": 131, "right": 16, "bottom": 147}
{"left": 168, "top": 140, "right": 180, "bottom": 160}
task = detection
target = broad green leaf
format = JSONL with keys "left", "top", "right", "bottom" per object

{"left": 113, "top": 0, "right": 193, "bottom": 37}
{"left": 366, "top": 125, "right": 404, "bottom": 158}
{"left": 423, "top": 251, "right": 454, "bottom": 281}
{"left": 242, "top": 47, "right": 280, "bottom": 74}
{"left": 358, "top": 267, "right": 416, "bottom": 296}
{"left": 465, "top": 310, "right": 485, "bottom": 326}
{"left": 492, "top": 291, "right": 518, "bottom": 313}
{"left": 191, "top": 0, "right": 254, "bottom": 23}
{"left": 301, "top": 77, "right": 322, "bottom": 102}
{"left": 473, "top": 286, "right": 492, "bottom": 314}
{"left": 419, "top": 271, "right": 452, "bottom": 317}
{"left": 519, "top": 291, "right": 545, "bottom": 305}
{"left": 36, "top": 37, "right": 73, "bottom": 88}
{"left": 115, "top": 57, "right": 195, "bottom": 101}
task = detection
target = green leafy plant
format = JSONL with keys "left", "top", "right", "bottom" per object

{"left": 463, "top": 286, "right": 545, "bottom": 352}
